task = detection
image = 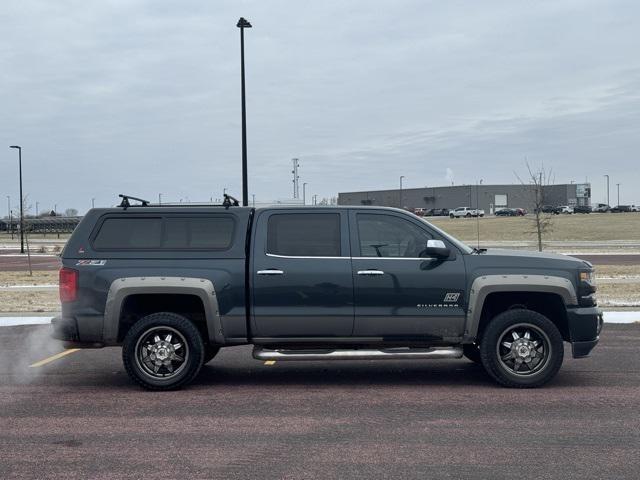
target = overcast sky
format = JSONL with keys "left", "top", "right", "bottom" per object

{"left": 1, "top": 0, "right": 639, "bottom": 214}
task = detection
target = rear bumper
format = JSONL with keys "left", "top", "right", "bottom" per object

{"left": 566, "top": 307, "right": 603, "bottom": 358}
{"left": 51, "top": 316, "right": 104, "bottom": 348}
{"left": 51, "top": 316, "right": 78, "bottom": 341}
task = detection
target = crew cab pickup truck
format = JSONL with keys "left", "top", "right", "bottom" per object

{"left": 53, "top": 197, "right": 602, "bottom": 390}
{"left": 449, "top": 207, "right": 485, "bottom": 218}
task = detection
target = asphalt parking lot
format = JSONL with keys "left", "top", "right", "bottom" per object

{"left": 1, "top": 324, "right": 639, "bottom": 479}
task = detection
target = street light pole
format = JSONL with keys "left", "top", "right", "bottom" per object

{"left": 303, "top": 183, "right": 307, "bottom": 205}
{"left": 158, "top": 193, "right": 162, "bottom": 205}
{"left": 9, "top": 145, "right": 24, "bottom": 253}
{"left": 36, "top": 201, "right": 39, "bottom": 217}
{"left": 399, "top": 176, "right": 405, "bottom": 208}
{"left": 604, "top": 174, "right": 610, "bottom": 206}
{"left": 237, "top": 17, "right": 252, "bottom": 207}
{"left": 91, "top": 198, "right": 95, "bottom": 209}
{"left": 616, "top": 183, "right": 620, "bottom": 206}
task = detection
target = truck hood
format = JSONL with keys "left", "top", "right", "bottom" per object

{"left": 470, "top": 248, "right": 592, "bottom": 270}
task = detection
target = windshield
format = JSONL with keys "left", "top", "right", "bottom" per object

{"left": 418, "top": 217, "right": 474, "bottom": 254}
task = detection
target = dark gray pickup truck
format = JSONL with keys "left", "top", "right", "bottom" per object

{"left": 53, "top": 199, "right": 602, "bottom": 390}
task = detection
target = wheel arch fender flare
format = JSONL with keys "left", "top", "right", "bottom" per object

{"left": 465, "top": 274, "right": 577, "bottom": 339}
{"left": 103, "top": 277, "right": 223, "bottom": 345}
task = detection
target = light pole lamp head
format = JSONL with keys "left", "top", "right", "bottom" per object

{"left": 9, "top": 145, "right": 21, "bottom": 150}
{"left": 237, "top": 17, "right": 252, "bottom": 28}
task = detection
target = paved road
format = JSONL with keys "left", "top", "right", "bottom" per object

{"left": 0, "top": 254, "right": 60, "bottom": 271}
{"left": 573, "top": 254, "right": 640, "bottom": 265}
{"left": 0, "top": 324, "right": 639, "bottom": 479}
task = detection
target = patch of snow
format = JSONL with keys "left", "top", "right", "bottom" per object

{"left": 604, "top": 311, "right": 640, "bottom": 324}
{"left": 600, "top": 300, "right": 640, "bottom": 307}
{"left": 0, "top": 317, "right": 53, "bottom": 327}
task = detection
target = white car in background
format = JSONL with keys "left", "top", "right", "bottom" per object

{"left": 559, "top": 205, "right": 574, "bottom": 214}
{"left": 630, "top": 205, "right": 639, "bottom": 212}
{"left": 449, "top": 206, "right": 485, "bottom": 218}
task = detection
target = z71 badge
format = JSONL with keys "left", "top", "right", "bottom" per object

{"left": 76, "top": 259, "right": 107, "bottom": 266}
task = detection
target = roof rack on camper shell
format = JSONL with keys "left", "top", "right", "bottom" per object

{"left": 117, "top": 193, "right": 241, "bottom": 210}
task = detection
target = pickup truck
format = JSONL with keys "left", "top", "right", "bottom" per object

{"left": 449, "top": 207, "right": 485, "bottom": 218}
{"left": 53, "top": 196, "right": 602, "bottom": 390}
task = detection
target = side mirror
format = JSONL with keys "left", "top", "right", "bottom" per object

{"left": 424, "top": 239, "right": 450, "bottom": 258}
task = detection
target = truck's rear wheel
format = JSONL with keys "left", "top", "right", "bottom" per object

{"left": 479, "top": 309, "right": 563, "bottom": 388}
{"left": 122, "top": 312, "right": 204, "bottom": 391}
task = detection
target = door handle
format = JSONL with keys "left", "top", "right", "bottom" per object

{"left": 357, "top": 270, "right": 385, "bottom": 276}
{"left": 257, "top": 269, "right": 284, "bottom": 276}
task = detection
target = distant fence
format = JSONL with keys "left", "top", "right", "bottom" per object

{"left": 0, "top": 216, "right": 81, "bottom": 234}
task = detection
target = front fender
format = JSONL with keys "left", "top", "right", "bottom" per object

{"left": 465, "top": 274, "right": 577, "bottom": 339}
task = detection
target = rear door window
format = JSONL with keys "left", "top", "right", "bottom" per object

{"left": 267, "top": 213, "right": 341, "bottom": 257}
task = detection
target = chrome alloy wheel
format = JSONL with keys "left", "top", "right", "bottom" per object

{"left": 497, "top": 323, "right": 551, "bottom": 376}
{"left": 135, "top": 326, "right": 189, "bottom": 379}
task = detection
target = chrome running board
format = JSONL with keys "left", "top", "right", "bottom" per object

{"left": 252, "top": 346, "right": 463, "bottom": 361}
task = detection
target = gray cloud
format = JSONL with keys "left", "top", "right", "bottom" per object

{"left": 1, "top": 0, "right": 639, "bottom": 213}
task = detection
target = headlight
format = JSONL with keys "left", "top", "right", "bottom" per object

{"left": 578, "top": 269, "right": 597, "bottom": 306}
{"left": 579, "top": 270, "right": 593, "bottom": 282}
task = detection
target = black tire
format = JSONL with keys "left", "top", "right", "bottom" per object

{"left": 465, "top": 213, "right": 472, "bottom": 218}
{"left": 122, "top": 312, "right": 205, "bottom": 391}
{"left": 203, "top": 344, "right": 220, "bottom": 364}
{"left": 463, "top": 343, "right": 482, "bottom": 364}
{"left": 479, "top": 309, "right": 564, "bottom": 388}
{"left": 449, "top": 214, "right": 455, "bottom": 219}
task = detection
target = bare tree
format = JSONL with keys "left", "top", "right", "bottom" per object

{"left": 65, "top": 208, "right": 79, "bottom": 217}
{"left": 20, "top": 196, "right": 33, "bottom": 276}
{"left": 516, "top": 162, "right": 554, "bottom": 252}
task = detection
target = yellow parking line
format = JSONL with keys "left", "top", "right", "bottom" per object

{"left": 29, "top": 349, "right": 80, "bottom": 368}
{"left": 264, "top": 360, "right": 276, "bottom": 366}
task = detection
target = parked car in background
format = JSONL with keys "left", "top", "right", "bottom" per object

{"left": 592, "top": 203, "right": 610, "bottom": 213}
{"left": 559, "top": 205, "right": 574, "bottom": 214}
{"left": 495, "top": 208, "right": 517, "bottom": 217}
{"left": 573, "top": 205, "right": 591, "bottom": 214}
{"left": 536, "top": 205, "right": 561, "bottom": 215}
{"left": 426, "top": 208, "right": 450, "bottom": 217}
{"left": 449, "top": 206, "right": 485, "bottom": 218}
{"left": 630, "top": 205, "right": 640, "bottom": 212}
{"left": 515, "top": 208, "right": 527, "bottom": 216}
{"left": 611, "top": 205, "right": 632, "bottom": 213}
{"left": 413, "top": 208, "right": 426, "bottom": 216}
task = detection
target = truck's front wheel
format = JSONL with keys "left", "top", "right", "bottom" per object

{"left": 479, "top": 309, "right": 564, "bottom": 388}
{"left": 122, "top": 312, "right": 205, "bottom": 391}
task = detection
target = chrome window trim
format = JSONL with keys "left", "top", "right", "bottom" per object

{"left": 352, "top": 256, "right": 436, "bottom": 261}
{"left": 265, "top": 253, "right": 435, "bottom": 261}
{"left": 265, "top": 253, "right": 348, "bottom": 260}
